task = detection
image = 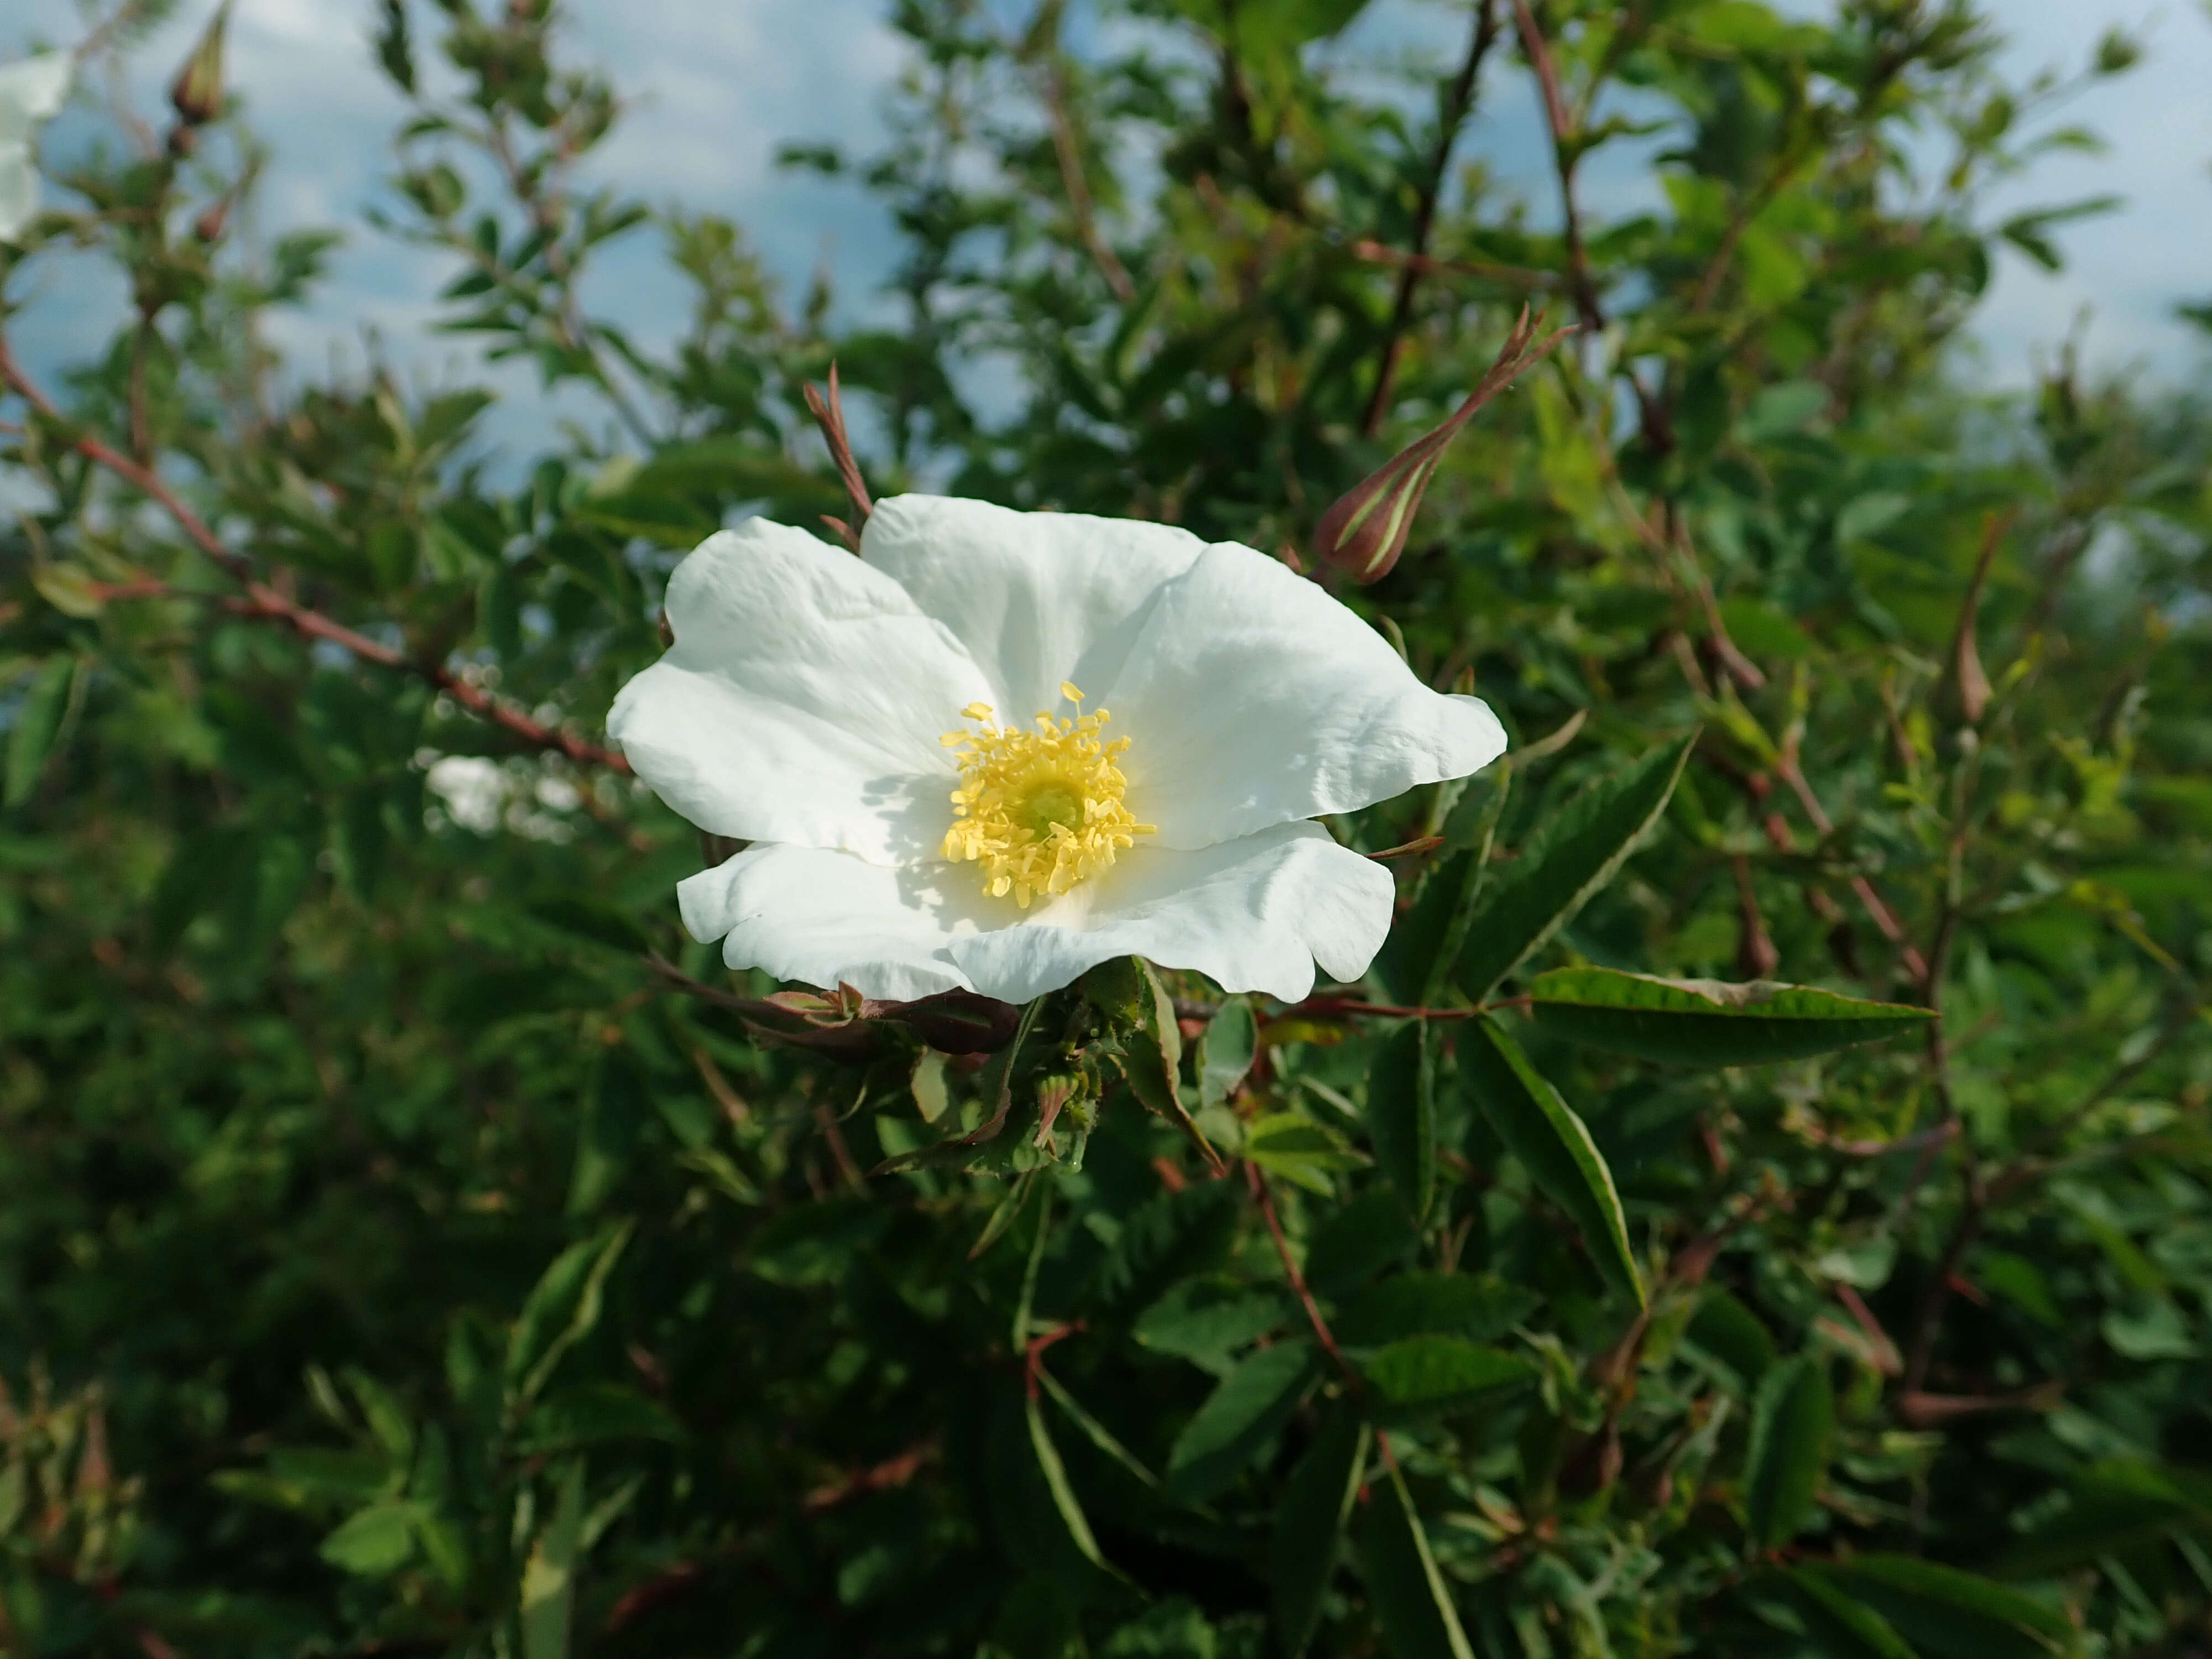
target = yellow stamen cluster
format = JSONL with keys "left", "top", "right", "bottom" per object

{"left": 940, "top": 682, "right": 1154, "bottom": 907}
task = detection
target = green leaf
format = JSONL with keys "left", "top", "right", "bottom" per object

{"left": 748, "top": 1197, "right": 888, "bottom": 1285}
{"left": 1462, "top": 1018, "right": 1644, "bottom": 1306}
{"left": 1166, "top": 1340, "right": 1317, "bottom": 1503}
{"left": 1836, "top": 492, "right": 1911, "bottom": 546}
{"left": 320, "top": 1500, "right": 421, "bottom": 1577}
{"left": 1035, "top": 1366, "right": 1167, "bottom": 1495}
{"left": 1822, "top": 1555, "right": 2072, "bottom": 1658}
{"left": 1199, "top": 995, "right": 1257, "bottom": 1108}
{"left": 505, "top": 1223, "right": 633, "bottom": 1408}
{"left": 346, "top": 1369, "right": 415, "bottom": 1463}
{"left": 519, "top": 1383, "right": 682, "bottom": 1452}
{"left": 1355, "top": 1459, "right": 1477, "bottom": 1659}
{"left": 1246, "top": 1111, "right": 1368, "bottom": 1195}
{"left": 1744, "top": 1355, "right": 1834, "bottom": 1547}
{"left": 1305, "top": 1189, "right": 1421, "bottom": 1298}
{"left": 1457, "top": 735, "right": 1694, "bottom": 999}
{"left": 1375, "top": 768, "right": 1511, "bottom": 1005}
{"left": 1259, "top": 0, "right": 1372, "bottom": 46}
{"left": 971, "top": 1168, "right": 1042, "bottom": 1263}
{"left": 1366, "top": 1022, "right": 1436, "bottom": 1226}
{"left": 1087, "top": 955, "right": 1179, "bottom": 1114}
{"left": 1528, "top": 968, "right": 1934, "bottom": 1066}
{"left": 911, "top": 1049, "right": 952, "bottom": 1124}
{"left": 1999, "top": 196, "right": 2121, "bottom": 273}
{"left": 1134, "top": 1281, "right": 1290, "bottom": 1374}
{"left": 1172, "top": 0, "right": 1373, "bottom": 53}
{"left": 1091, "top": 956, "right": 1219, "bottom": 1166}
{"left": 1778, "top": 1567, "right": 1918, "bottom": 1658}
{"left": 1012, "top": 1181, "right": 1053, "bottom": 1349}
{"left": 1334, "top": 1274, "right": 1539, "bottom": 1349}
{"left": 1270, "top": 1408, "right": 1369, "bottom": 1657}
{"left": 1999, "top": 1461, "right": 2212, "bottom": 1576}
{"left": 1686, "top": 1286, "right": 1776, "bottom": 1390}
{"left": 5, "top": 656, "right": 76, "bottom": 809}
{"left": 1360, "top": 1337, "right": 1533, "bottom": 1421}
{"left": 330, "top": 788, "right": 389, "bottom": 902}
{"left": 1027, "top": 1390, "right": 1123, "bottom": 1579}
{"left": 568, "top": 1047, "right": 647, "bottom": 1215}
{"left": 32, "top": 563, "right": 107, "bottom": 618}
{"left": 519, "top": 1458, "right": 585, "bottom": 1659}
{"left": 1740, "top": 379, "right": 1829, "bottom": 440}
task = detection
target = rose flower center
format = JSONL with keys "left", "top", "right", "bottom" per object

{"left": 940, "top": 681, "right": 1154, "bottom": 908}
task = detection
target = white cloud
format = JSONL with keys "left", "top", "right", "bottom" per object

{"left": 1961, "top": 2, "right": 2212, "bottom": 384}
{"left": 4, "top": 0, "right": 2205, "bottom": 444}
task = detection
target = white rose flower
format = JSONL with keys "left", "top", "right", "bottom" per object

{"left": 609, "top": 495, "right": 1506, "bottom": 1004}
{"left": 0, "top": 52, "right": 72, "bottom": 246}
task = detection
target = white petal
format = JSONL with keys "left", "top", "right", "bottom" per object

{"left": 1105, "top": 542, "right": 1507, "bottom": 847}
{"left": 677, "top": 842, "right": 993, "bottom": 1001}
{"left": 674, "top": 825, "right": 1393, "bottom": 1007}
{"left": 949, "top": 822, "right": 1394, "bottom": 1004}
{"left": 609, "top": 519, "right": 994, "bottom": 863}
{"left": 0, "top": 145, "right": 34, "bottom": 244}
{"left": 859, "top": 494, "right": 1211, "bottom": 721}
{"left": 0, "top": 53, "right": 70, "bottom": 146}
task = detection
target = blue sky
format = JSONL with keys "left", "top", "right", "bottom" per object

{"left": 8, "top": 0, "right": 2209, "bottom": 445}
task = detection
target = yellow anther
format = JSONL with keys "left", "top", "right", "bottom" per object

{"left": 961, "top": 702, "right": 994, "bottom": 721}
{"left": 940, "top": 693, "right": 1152, "bottom": 908}
{"left": 1060, "top": 680, "right": 1084, "bottom": 702}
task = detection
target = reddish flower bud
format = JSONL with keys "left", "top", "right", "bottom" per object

{"left": 1939, "top": 511, "right": 2011, "bottom": 728}
{"left": 1313, "top": 306, "right": 1575, "bottom": 583}
{"left": 169, "top": 1, "right": 232, "bottom": 128}
{"left": 1310, "top": 415, "right": 1458, "bottom": 585}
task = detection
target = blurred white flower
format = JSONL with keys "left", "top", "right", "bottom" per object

{"left": 0, "top": 53, "right": 72, "bottom": 245}
{"left": 425, "top": 755, "right": 507, "bottom": 834}
{"left": 610, "top": 495, "right": 1506, "bottom": 1004}
{"left": 424, "top": 754, "right": 579, "bottom": 841}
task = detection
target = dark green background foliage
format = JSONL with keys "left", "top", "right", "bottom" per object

{"left": 4, "top": 0, "right": 2212, "bottom": 1652}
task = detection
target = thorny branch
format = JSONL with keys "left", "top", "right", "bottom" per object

{"left": 1037, "top": 60, "right": 1135, "bottom": 303}
{"left": 599, "top": 1436, "right": 943, "bottom": 1634}
{"left": 1344, "top": 237, "right": 1552, "bottom": 293}
{"left": 1607, "top": 488, "right": 1923, "bottom": 991}
{"left": 1509, "top": 1, "right": 1595, "bottom": 330}
{"left": 1360, "top": 0, "right": 1504, "bottom": 435}
{"left": 1246, "top": 1161, "right": 1359, "bottom": 1389}
{"left": 0, "top": 339, "right": 631, "bottom": 773}
{"left": 1772, "top": 748, "right": 1929, "bottom": 986}
{"left": 474, "top": 111, "right": 660, "bottom": 451}
{"left": 1685, "top": 132, "right": 1815, "bottom": 317}
{"left": 1510, "top": 0, "right": 1670, "bottom": 450}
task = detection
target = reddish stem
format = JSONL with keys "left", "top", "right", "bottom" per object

{"left": 1024, "top": 1321, "right": 1084, "bottom": 1401}
{"left": 1245, "top": 1162, "right": 1358, "bottom": 1389}
{"left": 1360, "top": 0, "right": 1505, "bottom": 435}
{"left": 0, "top": 341, "right": 630, "bottom": 774}
{"left": 1286, "top": 997, "right": 1485, "bottom": 1022}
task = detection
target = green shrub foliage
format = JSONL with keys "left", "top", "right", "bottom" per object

{"left": 3, "top": 0, "right": 2211, "bottom": 1653}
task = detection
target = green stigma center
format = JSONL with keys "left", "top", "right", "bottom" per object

{"left": 1014, "top": 781, "right": 1084, "bottom": 841}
